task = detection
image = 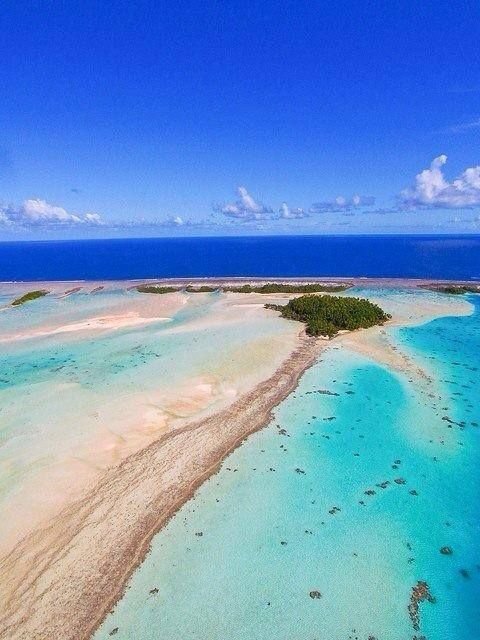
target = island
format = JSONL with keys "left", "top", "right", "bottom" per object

{"left": 11, "top": 290, "right": 48, "bottom": 306}
{"left": 136, "top": 285, "right": 179, "bottom": 294}
{"left": 136, "top": 281, "right": 352, "bottom": 295}
{"left": 266, "top": 294, "right": 391, "bottom": 337}
{"left": 420, "top": 284, "right": 480, "bottom": 295}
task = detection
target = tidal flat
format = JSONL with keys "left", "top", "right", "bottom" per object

{"left": 0, "top": 282, "right": 477, "bottom": 640}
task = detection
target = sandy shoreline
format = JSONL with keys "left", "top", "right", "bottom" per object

{"left": 0, "top": 331, "right": 324, "bottom": 640}
{"left": 1, "top": 276, "right": 479, "bottom": 293}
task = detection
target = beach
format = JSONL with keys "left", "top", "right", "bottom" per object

{"left": 0, "top": 282, "right": 475, "bottom": 640}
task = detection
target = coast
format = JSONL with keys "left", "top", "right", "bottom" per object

{"left": 0, "top": 282, "right": 472, "bottom": 640}
{"left": 1, "top": 275, "right": 479, "bottom": 291}
{"left": 0, "top": 331, "right": 324, "bottom": 640}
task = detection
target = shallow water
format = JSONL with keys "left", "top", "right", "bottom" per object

{"left": 94, "top": 294, "right": 480, "bottom": 640}
{"left": 0, "top": 289, "right": 296, "bottom": 549}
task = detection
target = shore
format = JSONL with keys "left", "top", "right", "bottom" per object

{"left": 1, "top": 275, "right": 479, "bottom": 292}
{"left": 0, "top": 331, "right": 324, "bottom": 640}
{"left": 0, "top": 284, "right": 473, "bottom": 640}
{"left": 336, "top": 290, "right": 473, "bottom": 381}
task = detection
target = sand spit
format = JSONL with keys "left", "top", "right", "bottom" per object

{"left": 337, "top": 294, "right": 472, "bottom": 382}
{"left": 59, "top": 287, "right": 83, "bottom": 298}
{"left": 0, "top": 313, "right": 170, "bottom": 343}
{"left": 0, "top": 290, "right": 186, "bottom": 343}
{"left": 338, "top": 326, "right": 430, "bottom": 380}
{"left": 0, "top": 332, "right": 324, "bottom": 640}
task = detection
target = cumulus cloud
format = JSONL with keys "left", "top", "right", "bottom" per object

{"left": 214, "top": 186, "right": 376, "bottom": 224}
{"left": 401, "top": 155, "right": 480, "bottom": 208}
{"left": 84, "top": 212, "right": 102, "bottom": 224}
{"left": 279, "top": 202, "right": 307, "bottom": 219}
{"left": 309, "top": 195, "right": 375, "bottom": 213}
{"left": 0, "top": 198, "right": 103, "bottom": 227}
{"left": 216, "top": 186, "right": 272, "bottom": 220}
{"left": 155, "top": 215, "right": 210, "bottom": 229}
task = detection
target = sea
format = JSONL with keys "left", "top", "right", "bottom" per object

{"left": 0, "top": 234, "right": 479, "bottom": 281}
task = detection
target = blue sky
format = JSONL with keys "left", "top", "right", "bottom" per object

{"left": 1, "top": 1, "right": 480, "bottom": 238}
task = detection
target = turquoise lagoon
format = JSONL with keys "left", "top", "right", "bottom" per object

{"left": 94, "top": 293, "right": 480, "bottom": 640}
{"left": 0, "top": 288, "right": 297, "bottom": 548}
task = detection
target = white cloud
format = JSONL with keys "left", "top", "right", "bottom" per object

{"left": 215, "top": 187, "right": 376, "bottom": 223}
{"left": 401, "top": 155, "right": 480, "bottom": 208}
{"left": 84, "top": 212, "right": 102, "bottom": 224}
{"left": 216, "top": 186, "right": 272, "bottom": 219}
{"left": 23, "top": 198, "right": 82, "bottom": 223}
{"left": 1, "top": 198, "right": 103, "bottom": 227}
{"left": 279, "top": 202, "right": 307, "bottom": 219}
{"left": 309, "top": 195, "right": 375, "bottom": 213}
{"left": 157, "top": 215, "right": 207, "bottom": 228}
{"left": 237, "top": 186, "right": 263, "bottom": 213}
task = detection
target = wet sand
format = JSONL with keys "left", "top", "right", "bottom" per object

{"left": 0, "top": 313, "right": 171, "bottom": 343}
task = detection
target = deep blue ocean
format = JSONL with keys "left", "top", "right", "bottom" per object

{"left": 0, "top": 235, "right": 479, "bottom": 281}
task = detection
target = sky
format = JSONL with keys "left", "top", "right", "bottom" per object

{"left": 1, "top": 1, "right": 480, "bottom": 239}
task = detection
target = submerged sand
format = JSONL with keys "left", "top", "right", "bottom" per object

{"left": 0, "top": 284, "right": 472, "bottom": 640}
{"left": 0, "top": 289, "right": 300, "bottom": 558}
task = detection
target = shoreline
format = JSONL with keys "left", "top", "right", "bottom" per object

{"left": 0, "top": 276, "right": 479, "bottom": 289}
{"left": 0, "top": 331, "right": 325, "bottom": 640}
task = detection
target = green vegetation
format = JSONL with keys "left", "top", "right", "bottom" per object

{"left": 136, "top": 285, "right": 180, "bottom": 294}
{"left": 224, "top": 283, "right": 351, "bottom": 294}
{"left": 266, "top": 294, "right": 390, "bottom": 338}
{"left": 11, "top": 290, "right": 48, "bottom": 306}
{"left": 426, "top": 285, "right": 479, "bottom": 295}
{"left": 185, "top": 285, "right": 219, "bottom": 292}
{"left": 137, "top": 282, "right": 351, "bottom": 295}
